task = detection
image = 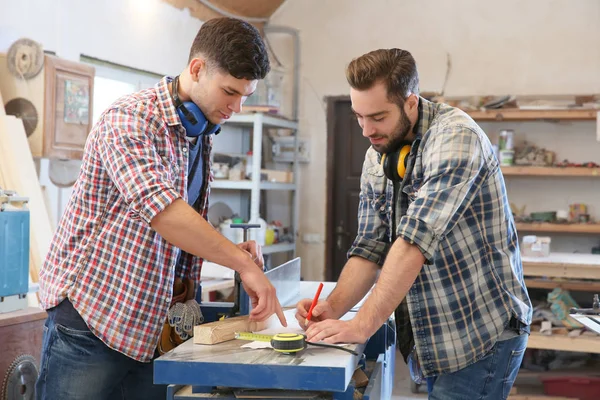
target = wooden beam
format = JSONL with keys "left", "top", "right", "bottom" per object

{"left": 160, "top": 0, "right": 285, "bottom": 28}
{"left": 0, "top": 115, "right": 53, "bottom": 283}
{"left": 527, "top": 331, "right": 600, "bottom": 354}
{"left": 502, "top": 166, "right": 600, "bottom": 177}
{"left": 516, "top": 223, "right": 600, "bottom": 234}
{"left": 525, "top": 278, "right": 600, "bottom": 292}
{"left": 467, "top": 108, "right": 597, "bottom": 121}
{"left": 193, "top": 315, "right": 267, "bottom": 344}
{"left": 523, "top": 253, "right": 600, "bottom": 280}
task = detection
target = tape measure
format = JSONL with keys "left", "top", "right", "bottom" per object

{"left": 235, "top": 332, "right": 307, "bottom": 354}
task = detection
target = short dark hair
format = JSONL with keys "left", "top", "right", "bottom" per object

{"left": 346, "top": 49, "right": 419, "bottom": 106}
{"left": 188, "top": 17, "right": 270, "bottom": 80}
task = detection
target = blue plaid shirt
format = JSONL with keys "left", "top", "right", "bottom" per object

{"left": 348, "top": 98, "right": 532, "bottom": 376}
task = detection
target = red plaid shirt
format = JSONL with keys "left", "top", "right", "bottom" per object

{"left": 39, "top": 77, "right": 212, "bottom": 362}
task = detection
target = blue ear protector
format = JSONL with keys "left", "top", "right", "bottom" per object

{"left": 171, "top": 75, "right": 221, "bottom": 137}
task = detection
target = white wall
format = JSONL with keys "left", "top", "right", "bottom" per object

{"left": 269, "top": 0, "right": 600, "bottom": 280}
{"left": 0, "top": 0, "right": 203, "bottom": 225}
{"left": 0, "top": 0, "right": 201, "bottom": 75}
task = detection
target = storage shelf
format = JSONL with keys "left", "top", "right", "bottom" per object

{"left": 501, "top": 166, "right": 600, "bottom": 177}
{"left": 228, "top": 113, "right": 299, "bottom": 130}
{"left": 516, "top": 223, "right": 600, "bottom": 234}
{"left": 527, "top": 331, "right": 600, "bottom": 354}
{"left": 211, "top": 180, "right": 296, "bottom": 191}
{"left": 262, "top": 242, "right": 295, "bottom": 255}
{"left": 466, "top": 108, "right": 598, "bottom": 121}
{"left": 525, "top": 278, "right": 600, "bottom": 292}
{"left": 522, "top": 253, "right": 600, "bottom": 279}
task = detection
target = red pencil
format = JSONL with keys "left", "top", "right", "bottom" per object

{"left": 306, "top": 282, "right": 324, "bottom": 323}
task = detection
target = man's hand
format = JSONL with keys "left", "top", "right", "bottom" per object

{"left": 239, "top": 266, "right": 287, "bottom": 327}
{"left": 237, "top": 240, "right": 264, "bottom": 270}
{"left": 305, "top": 318, "right": 370, "bottom": 344}
{"left": 295, "top": 299, "right": 337, "bottom": 329}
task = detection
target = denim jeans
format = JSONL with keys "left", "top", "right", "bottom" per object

{"left": 426, "top": 333, "right": 528, "bottom": 400}
{"left": 35, "top": 301, "right": 167, "bottom": 400}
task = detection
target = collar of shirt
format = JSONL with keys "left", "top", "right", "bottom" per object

{"left": 158, "top": 76, "right": 186, "bottom": 129}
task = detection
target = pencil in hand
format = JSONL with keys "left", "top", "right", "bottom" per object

{"left": 305, "top": 282, "right": 324, "bottom": 326}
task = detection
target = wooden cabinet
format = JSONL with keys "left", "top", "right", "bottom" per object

{"left": 0, "top": 54, "right": 95, "bottom": 160}
{"left": 0, "top": 307, "right": 47, "bottom": 393}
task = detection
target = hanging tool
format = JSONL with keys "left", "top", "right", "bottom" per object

{"left": 228, "top": 223, "right": 261, "bottom": 317}
{"left": 235, "top": 332, "right": 360, "bottom": 356}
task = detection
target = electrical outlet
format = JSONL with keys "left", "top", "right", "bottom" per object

{"left": 302, "top": 233, "right": 322, "bottom": 244}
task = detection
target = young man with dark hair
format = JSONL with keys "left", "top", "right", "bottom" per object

{"left": 36, "top": 17, "right": 286, "bottom": 400}
{"left": 296, "top": 48, "right": 532, "bottom": 399}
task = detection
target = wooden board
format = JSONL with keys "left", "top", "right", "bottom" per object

{"left": 193, "top": 315, "right": 267, "bottom": 344}
{"left": 0, "top": 115, "right": 53, "bottom": 282}
{"left": 516, "top": 223, "right": 600, "bottom": 234}
{"left": 527, "top": 331, "right": 600, "bottom": 354}
{"left": 502, "top": 166, "right": 600, "bottom": 177}
{"left": 0, "top": 52, "right": 46, "bottom": 157}
{"left": 525, "top": 278, "right": 600, "bottom": 292}
{"left": 467, "top": 108, "right": 597, "bottom": 121}
{"left": 523, "top": 253, "right": 600, "bottom": 279}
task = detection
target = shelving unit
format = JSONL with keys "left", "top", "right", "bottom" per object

{"left": 501, "top": 166, "right": 600, "bottom": 177}
{"left": 468, "top": 107, "right": 600, "bottom": 355}
{"left": 516, "top": 223, "right": 600, "bottom": 234}
{"left": 212, "top": 112, "right": 300, "bottom": 258}
{"left": 211, "top": 180, "right": 296, "bottom": 191}
{"left": 522, "top": 253, "right": 600, "bottom": 280}
{"left": 466, "top": 108, "right": 597, "bottom": 121}
{"left": 524, "top": 278, "right": 600, "bottom": 292}
{"left": 527, "top": 331, "right": 600, "bottom": 354}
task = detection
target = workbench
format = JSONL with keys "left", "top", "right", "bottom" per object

{"left": 154, "top": 266, "right": 396, "bottom": 400}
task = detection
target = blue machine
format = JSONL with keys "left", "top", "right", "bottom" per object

{"left": 0, "top": 189, "right": 30, "bottom": 300}
{"left": 157, "top": 259, "right": 396, "bottom": 399}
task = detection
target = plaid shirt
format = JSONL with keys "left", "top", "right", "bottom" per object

{"left": 348, "top": 98, "right": 532, "bottom": 376}
{"left": 39, "top": 77, "right": 212, "bottom": 362}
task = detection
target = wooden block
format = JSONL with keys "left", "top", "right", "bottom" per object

{"left": 193, "top": 315, "right": 267, "bottom": 345}
{"left": 352, "top": 367, "right": 369, "bottom": 388}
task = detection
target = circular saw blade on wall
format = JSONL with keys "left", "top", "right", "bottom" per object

{"left": 6, "top": 38, "right": 44, "bottom": 80}
{"left": 49, "top": 159, "right": 82, "bottom": 188}
{"left": 4, "top": 98, "right": 38, "bottom": 137}
{"left": 1, "top": 354, "right": 38, "bottom": 400}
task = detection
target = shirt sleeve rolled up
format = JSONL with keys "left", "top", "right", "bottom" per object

{"left": 397, "top": 126, "right": 488, "bottom": 263}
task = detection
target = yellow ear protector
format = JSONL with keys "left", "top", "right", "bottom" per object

{"left": 381, "top": 142, "right": 412, "bottom": 181}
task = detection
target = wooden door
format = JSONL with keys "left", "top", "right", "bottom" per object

{"left": 326, "top": 97, "right": 371, "bottom": 280}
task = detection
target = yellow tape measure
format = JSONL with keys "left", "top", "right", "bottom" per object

{"left": 235, "top": 332, "right": 307, "bottom": 354}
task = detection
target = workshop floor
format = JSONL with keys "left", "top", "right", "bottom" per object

{"left": 392, "top": 351, "right": 427, "bottom": 400}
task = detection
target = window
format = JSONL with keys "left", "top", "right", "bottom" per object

{"left": 80, "top": 55, "right": 163, "bottom": 124}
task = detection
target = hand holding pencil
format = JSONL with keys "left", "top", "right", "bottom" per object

{"left": 295, "top": 282, "right": 336, "bottom": 329}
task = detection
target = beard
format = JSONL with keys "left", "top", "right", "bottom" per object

{"left": 372, "top": 108, "right": 412, "bottom": 154}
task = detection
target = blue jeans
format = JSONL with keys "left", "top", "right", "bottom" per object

{"left": 35, "top": 302, "right": 167, "bottom": 400}
{"left": 426, "top": 333, "right": 528, "bottom": 400}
